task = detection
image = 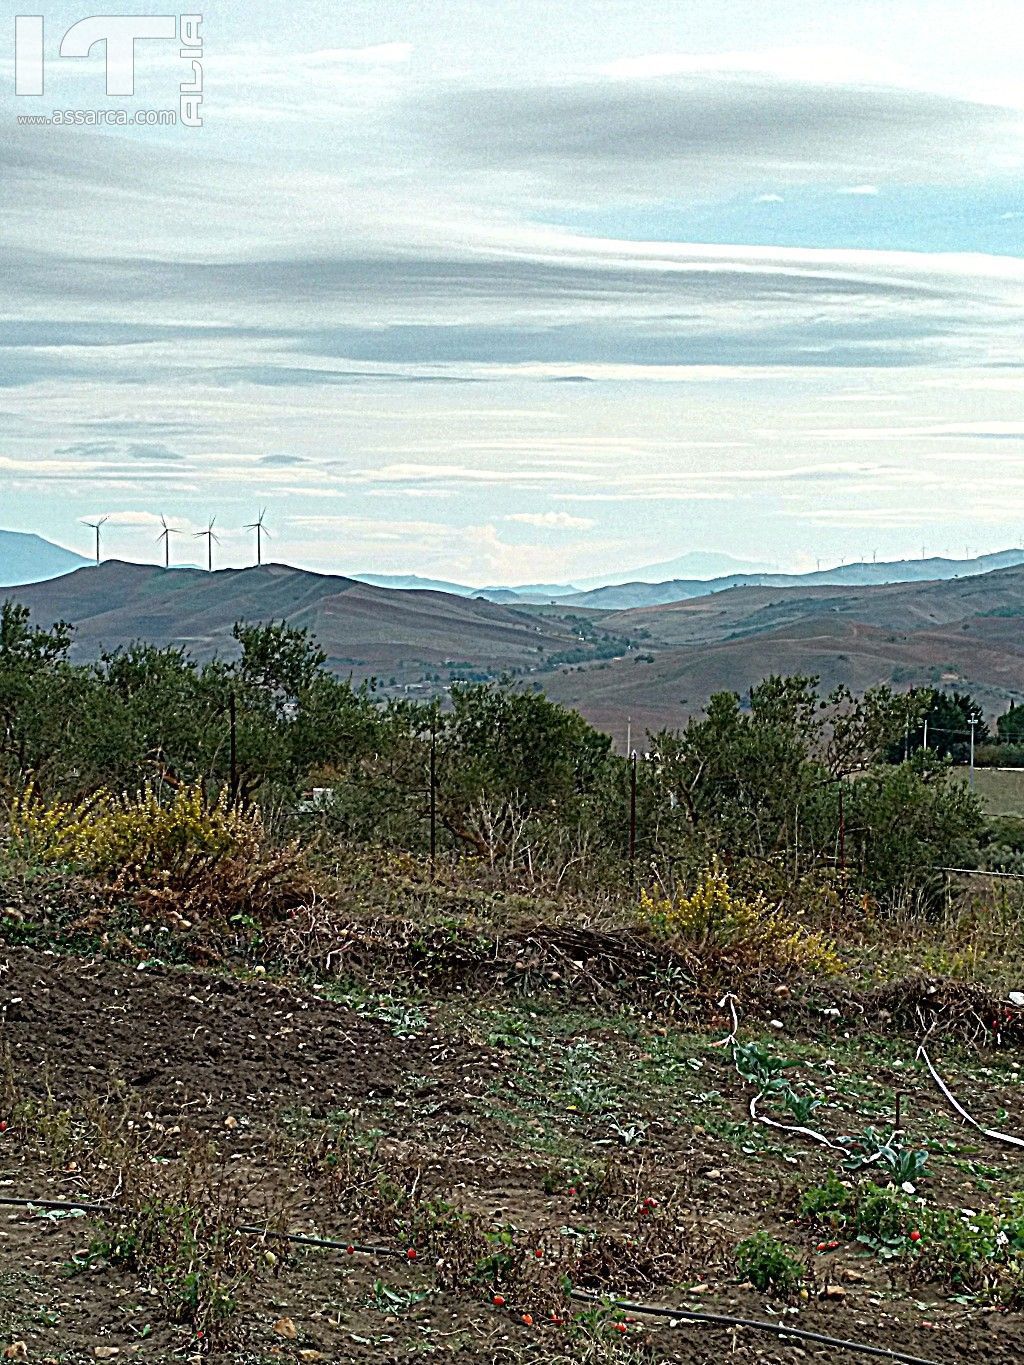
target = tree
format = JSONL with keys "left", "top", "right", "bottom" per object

{"left": 648, "top": 675, "right": 985, "bottom": 906}
{"left": 997, "top": 701, "right": 1024, "bottom": 746}
{"left": 434, "top": 681, "right": 616, "bottom": 859}
{"left": 887, "top": 688, "right": 989, "bottom": 763}
{"left": 0, "top": 602, "right": 76, "bottom": 790}
{"left": 844, "top": 753, "right": 984, "bottom": 902}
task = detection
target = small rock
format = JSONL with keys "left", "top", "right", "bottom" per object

{"left": 94, "top": 1350, "right": 120, "bottom": 1361}
{"left": 3, "top": 1344, "right": 28, "bottom": 1361}
{"left": 273, "top": 1318, "right": 297, "bottom": 1340}
{"left": 823, "top": 1285, "right": 847, "bottom": 1299}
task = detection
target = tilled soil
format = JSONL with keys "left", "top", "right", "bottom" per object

{"left": 1, "top": 948, "right": 420, "bottom": 1121}
{"left": 2, "top": 946, "right": 1024, "bottom": 1364}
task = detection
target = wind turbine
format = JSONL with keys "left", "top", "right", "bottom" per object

{"left": 81, "top": 515, "right": 109, "bottom": 565}
{"left": 194, "top": 517, "right": 220, "bottom": 572}
{"left": 157, "top": 515, "right": 181, "bottom": 569}
{"left": 245, "top": 508, "right": 270, "bottom": 566}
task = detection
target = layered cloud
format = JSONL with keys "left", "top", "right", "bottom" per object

{"left": 422, "top": 74, "right": 1024, "bottom": 199}
{"left": 0, "top": 5, "right": 1023, "bottom": 579}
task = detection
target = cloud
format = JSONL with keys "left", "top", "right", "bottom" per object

{"left": 259, "top": 452, "right": 308, "bottom": 466}
{"left": 297, "top": 42, "right": 412, "bottom": 66}
{"left": 422, "top": 76, "right": 1023, "bottom": 197}
{"left": 839, "top": 184, "right": 881, "bottom": 195}
{"left": 505, "top": 511, "right": 595, "bottom": 529}
{"left": 56, "top": 440, "right": 185, "bottom": 462}
{"left": 1, "top": 50, "right": 1023, "bottom": 584}
{"left": 596, "top": 47, "right": 911, "bottom": 87}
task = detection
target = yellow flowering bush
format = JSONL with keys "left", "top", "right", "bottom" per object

{"left": 9, "top": 781, "right": 263, "bottom": 877}
{"left": 639, "top": 859, "right": 843, "bottom": 977}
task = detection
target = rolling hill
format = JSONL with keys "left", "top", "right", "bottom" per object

{"left": 542, "top": 566, "right": 1024, "bottom": 746}
{"left": 0, "top": 530, "right": 89, "bottom": 586}
{"left": 2, "top": 560, "right": 627, "bottom": 687}
{"left": 8, "top": 557, "right": 1024, "bottom": 750}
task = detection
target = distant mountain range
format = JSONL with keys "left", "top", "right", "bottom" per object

{"left": 572, "top": 550, "right": 771, "bottom": 589}
{"left": 6, "top": 540, "right": 1024, "bottom": 751}
{"left": 553, "top": 549, "right": 1024, "bottom": 610}
{"left": 0, "top": 530, "right": 89, "bottom": 586}
{"left": 354, "top": 549, "right": 1024, "bottom": 609}
{"left": 355, "top": 572, "right": 582, "bottom": 599}
{"left": 6, "top": 553, "right": 1024, "bottom": 745}
{"left": 544, "top": 563, "right": 1024, "bottom": 745}
{"left": 4, "top": 528, "right": 1022, "bottom": 609}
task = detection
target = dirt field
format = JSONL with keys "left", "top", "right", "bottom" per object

{"left": 3, "top": 942, "right": 1024, "bottom": 1364}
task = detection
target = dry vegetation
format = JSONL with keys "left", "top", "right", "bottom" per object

{"left": 3, "top": 789, "right": 1024, "bottom": 1363}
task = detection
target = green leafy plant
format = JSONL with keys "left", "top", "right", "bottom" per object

{"left": 799, "top": 1172, "right": 853, "bottom": 1225}
{"left": 733, "top": 1041, "right": 789, "bottom": 1092}
{"left": 781, "top": 1088, "right": 823, "bottom": 1124}
{"left": 735, "top": 1231, "right": 803, "bottom": 1297}
{"left": 840, "top": 1127, "right": 929, "bottom": 1185}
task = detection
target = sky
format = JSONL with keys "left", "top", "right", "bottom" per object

{"left": 1, "top": 0, "right": 1024, "bottom": 584}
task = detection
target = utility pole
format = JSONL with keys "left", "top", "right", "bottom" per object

{"left": 838, "top": 784, "right": 846, "bottom": 905}
{"left": 628, "top": 750, "right": 638, "bottom": 882}
{"left": 429, "top": 715, "right": 437, "bottom": 874}
{"left": 625, "top": 715, "right": 631, "bottom": 756}
{"left": 970, "top": 716, "right": 977, "bottom": 788}
{"left": 923, "top": 717, "right": 928, "bottom": 751}
{"left": 228, "top": 690, "right": 238, "bottom": 803}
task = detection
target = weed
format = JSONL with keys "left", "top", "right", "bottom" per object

{"left": 368, "top": 1279, "right": 432, "bottom": 1314}
{"left": 92, "top": 1179, "right": 270, "bottom": 1337}
{"left": 639, "top": 860, "right": 843, "bottom": 977}
{"left": 734, "top": 1230, "right": 804, "bottom": 1298}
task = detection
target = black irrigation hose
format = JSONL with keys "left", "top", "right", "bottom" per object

{"left": 0, "top": 1195, "right": 109, "bottom": 1215}
{"left": 0, "top": 1196, "right": 946, "bottom": 1365}
{"left": 236, "top": 1224, "right": 406, "bottom": 1258}
{"left": 0, "top": 1196, "right": 406, "bottom": 1259}
{"left": 570, "top": 1292, "right": 944, "bottom": 1365}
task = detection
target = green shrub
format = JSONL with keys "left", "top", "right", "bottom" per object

{"left": 735, "top": 1231, "right": 803, "bottom": 1296}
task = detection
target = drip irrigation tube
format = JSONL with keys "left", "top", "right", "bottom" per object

{"left": 0, "top": 1195, "right": 947, "bottom": 1365}
{"left": 570, "top": 1291, "right": 943, "bottom": 1365}
{"left": 0, "top": 1196, "right": 406, "bottom": 1258}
